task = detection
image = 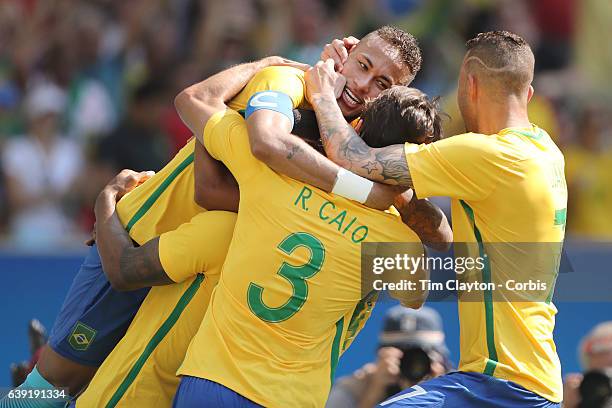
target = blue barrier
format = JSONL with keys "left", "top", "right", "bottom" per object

{"left": 0, "top": 248, "right": 610, "bottom": 387}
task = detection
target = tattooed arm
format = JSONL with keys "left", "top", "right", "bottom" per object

{"left": 310, "top": 93, "right": 412, "bottom": 187}
{"left": 247, "top": 110, "right": 404, "bottom": 210}
{"left": 306, "top": 60, "right": 413, "bottom": 187}
{"left": 394, "top": 190, "right": 453, "bottom": 252}
{"left": 94, "top": 170, "right": 173, "bottom": 291}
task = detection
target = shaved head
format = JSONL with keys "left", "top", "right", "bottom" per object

{"left": 463, "top": 31, "right": 535, "bottom": 97}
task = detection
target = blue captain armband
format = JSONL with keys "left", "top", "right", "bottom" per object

{"left": 245, "top": 91, "right": 294, "bottom": 128}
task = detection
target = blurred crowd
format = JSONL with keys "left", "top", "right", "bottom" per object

{"left": 0, "top": 0, "right": 610, "bottom": 250}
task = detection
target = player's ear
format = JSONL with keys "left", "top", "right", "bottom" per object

{"left": 468, "top": 74, "right": 477, "bottom": 102}
{"left": 527, "top": 85, "right": 534, "bottom": 103}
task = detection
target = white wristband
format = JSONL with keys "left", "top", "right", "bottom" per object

{"left": 332, "top": 168, "right": 374, "bottom": 204}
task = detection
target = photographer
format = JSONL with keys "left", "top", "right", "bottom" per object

{"left": 326, "top": 306, "right": 451, "bottom": 408}
{"left": 563, "top": 321, "right": 612, "bottom": 408}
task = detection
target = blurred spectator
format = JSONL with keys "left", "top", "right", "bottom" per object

{"left": 564, "top": 106, "right": 612, "bottom": 240}
{"left": 59, "top": 4, "right": 118, "bottom": 142}
{"left": 574, "top": 0, "right": 612, "bottom": 98}
{"left": 284, "top": 0, "right": 333, "bottom": 65}
{"left": 1, "top": 83, "right": 83, "bottom": 249}
{"left": 563, "top": 321, "right": 612, "bottom": 408}
{"left": 0, "top": 0, "right": 610, "bottom": 248}
{"left": 530, "top": 0, "right": 575, "bottom": 71}
{"left": 326, "top": 306, "right": 451, "bottom": 408}
{"left": 161, "top": 61, "right": 202, "bottom": 154}
{"left": 96, "top": 80, "right": 171, "bottom": 174}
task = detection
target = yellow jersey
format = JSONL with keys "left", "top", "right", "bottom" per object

{"left": 78, "top": 66, "right": 310, "bottom": 407}
{"left": 115, "top": 66, "right": 307, "bottom": 243}
{"left": 404, "top": 125, "right": 567, "bottom": 402}
{"left": 177, "top": 110, "right": 422, "bottom": 407}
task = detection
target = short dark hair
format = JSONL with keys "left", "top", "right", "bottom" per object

{"left": 360, "top": 86, "right": 443, "bottom": 147}
{"left": 367, "top": 26, "right": 422, "bottom": 82}
{"left": 465, "top": 31, "right": 534, "bottom": 94}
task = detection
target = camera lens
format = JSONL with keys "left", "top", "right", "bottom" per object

{"left": 399, "top": 347, "right": 432, "bottom": 383}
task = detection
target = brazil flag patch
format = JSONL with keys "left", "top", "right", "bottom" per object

{"left": 68, "top": 322, "right": 97, "bottom": 351}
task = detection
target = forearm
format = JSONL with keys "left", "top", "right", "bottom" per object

{"left": 310, "top": 93, "right": 365, "bottom": 169}
{"left": 94, "top": 189, "right": 172, "bottom": 290}
{"left": 387, "top": 255, "right": 429, "bottom": 309}
{"left": 311, "top": 94, "right": 413, "bottom": 187}
{"left": 253, "top": 130, "right": 338, "bottom": 192}
{"left": 395, "top": 193, "right": 452, "bottom": 252}
{"left": 94, "top": 187, "right": 136, "bottom": 289}
{"left": 175, "top": 59, "right": 272, "bottom": 140}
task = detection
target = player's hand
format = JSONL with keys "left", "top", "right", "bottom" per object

{"left": 105, "top": 169, "right": 155, "bottom": 201}
{"left": 393, "top": 188, "right": 415, "bottom": 210}
{"left": 365, "top": 183, "right": 406, "bottom": 210}
{"left": 321, "top": 36, "right": 360, "bottom": 71}
{"left": 562, "top": 373, "right": 583, "bottom": 408}
{"left": 305, "top": 59, "right": 346, "bottom": 103}
{"left": 370, "top": 347, "right": 403, "bottom": 388}
{"left": 261, "top": 56, "right": 311, "bottom": 72}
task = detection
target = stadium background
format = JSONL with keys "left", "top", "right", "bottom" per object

{"left": 0, "top": 0, "right": 610, "bottom": 389}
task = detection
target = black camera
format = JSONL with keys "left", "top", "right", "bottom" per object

{"left": 579, "top": 369, "right": 612, "bottom": 408}
{"left": 399, "top": 347, "right": 432, "bottom": 383}
{"left": 384, "top": 346, "right": 433, "bottom": 398}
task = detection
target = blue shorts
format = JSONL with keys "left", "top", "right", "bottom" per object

{"left": 378, "top": 372, "right": 561, "bottom": 408}
{"left": 173, "top": 377, "right": 261, "bottom": 408}
{"left": 48, "top": 244, "right": 149, "bottom": 366}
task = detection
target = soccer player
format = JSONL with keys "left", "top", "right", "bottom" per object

{"left": 167, "top": 83, "right": 447, "bottom": 406}
{"left": 67, "top": 28, "right": 438, "bottom": 406}
{"left": 299, "top": 31, "right": 567, "bottom": 407}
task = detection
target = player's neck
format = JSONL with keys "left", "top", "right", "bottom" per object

{"left": 475, "top": 97, "right": 531, "bottom": 135}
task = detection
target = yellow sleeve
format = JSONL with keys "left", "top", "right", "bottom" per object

{"left": 203, "top": 109, "right": 263, "bottom": 183}
{"left": 405, "top": 134, "right": 500, "bottom": 201}
{"left": 228, "top": 66, "right": 306, "bottom": 112}
{"left": 158, "top": 211, "right": 237, "bottom": 283}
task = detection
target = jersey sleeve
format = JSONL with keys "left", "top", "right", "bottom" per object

{"left": 228, "top": 66, "right": 306, "bottom": 112}
{"left": 158, "top": 211, "right": 236, "bottom": 283}
{"left": 203, "top": 109, "right": 263, "bottom": 183}
{"left": 404, "top": 133, "right": 500, "bottom": 201}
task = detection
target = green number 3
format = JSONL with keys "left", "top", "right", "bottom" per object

{"left": 247, "top": 232, "right": 325, "bottom": 323}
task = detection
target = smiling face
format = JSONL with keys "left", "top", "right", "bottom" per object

{"left": 337, "top": 34, "right": 413, "bottom": 118}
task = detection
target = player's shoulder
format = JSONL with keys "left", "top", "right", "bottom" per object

{"left": 205, "top": 109, "right": 245, "bottom": 138}
{"left": 255, "top": 66, "right": 306, "bottom": 82}
{"left": 430, "top": 132, "right": 502, "bottom": 156}
{"left": 231, "top": 66, "right": 307, "bottom": 111}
